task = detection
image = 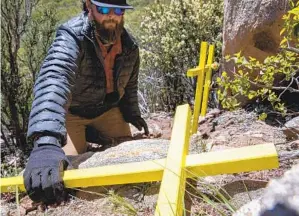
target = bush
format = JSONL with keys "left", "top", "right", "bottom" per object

{"left": 138, "top": 0, "right": 223, "bottom": 112}
{"left": 1, "top": 0, "right": 81, "bottom": 150}
{"left": 217, "top": 3, "right": 299, "bottom": 119}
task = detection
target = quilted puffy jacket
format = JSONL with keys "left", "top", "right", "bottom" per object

{"left": 27, "top": 13, "right": 141, "bottom": 146}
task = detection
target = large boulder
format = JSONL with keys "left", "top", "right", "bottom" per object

{"left": 223, "top": 0, "right": 289, "bottom": 63}
{"left": 223, "top": 0, "right": 289, "bottom": 103}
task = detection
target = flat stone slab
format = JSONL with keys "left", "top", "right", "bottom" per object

{"left": 79, "top": 139, "right": 170, "bottom": 169}
{"left": 79, "top": 138, "right": 203, "bottom": 169}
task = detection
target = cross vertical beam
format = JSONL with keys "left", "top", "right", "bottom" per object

{"left": 187, "top": 42, "right": 216, "bottom": 134}
{"left": 155, "top": 104, "right": 191, "bottom": 216}
{"left": 192, "top": 42, "right": 208, "bottom": 134}
{"left": 201, "top": 44, "right": 215, "bottom": 116}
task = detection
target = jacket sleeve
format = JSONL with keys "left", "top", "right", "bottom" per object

{"left": 119, "top": 49, "right": 141, "bottom": 119}
{"left": 27, "top": 25, "right": 81, "bottom": 147}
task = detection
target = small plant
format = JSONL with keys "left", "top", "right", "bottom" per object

{"left": 108, "top": 190, "right": 138, "bottom": 216}
{"left": 217, "top": 3, "right": 299, "bottom": 119}
{"left": 183, "top": 171, "right": 237, "bottom": 216}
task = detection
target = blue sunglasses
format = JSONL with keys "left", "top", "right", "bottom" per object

{"left": 95, "top": 6, "right": 125, "bottom": 16}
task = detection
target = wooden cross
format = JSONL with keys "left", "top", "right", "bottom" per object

{"left": 0, "top": 104, "right": 279, "bottom": 215}
{"left": 187, "top": 42, "right": 216, "bottom": 134}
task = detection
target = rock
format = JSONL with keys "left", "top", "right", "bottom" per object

{"left": 196, "top": 178, "right": 267, "bottom": 209}
{"left": 79, "top": 139, "right": 170, "bottom": 169}
{"left": 290, "top": 140, "right": 299, "bottom": 150}
{"left": 285, "top": 117, "right": 299, "bottom": 129}
{"left": 233, "top": 199, "right": 263, "bottom": 216}
{"left": 68, "top": 152, "right": 95, "bottom": 169}
{"left": 19, "top": 196, "right": 42, "bottom": 215}
{"left": 234, "top": 163, "right": 299, "bottom": 215}
{"left": 282, "top": 116, "right": 299, "bottom": 140}
{"left": 75, "top": 138, "right": 208, "bottom": 201}
{"left": 278, "top": 149, "right": 299, "bottom": 163}
{"left": 221, "top": 180, "right": 268, "bottom": 208}
{"left": 223, "top": 0, "right": 289, "bottom": 104}
{"left": 200, "top": 109, "right": 286, "bottom": 149}
{"left": 79, "top": 138, "right": 204, "bottom": 169}
{"left": 198, "top": 108, "right": 222, "bottom": 124}
{"left": 223, "top": 0, "right": 288, "bottom": 62}
{"left": 260, "top": 163, "right": 299, "bottom": 214}
{"left": 231, "top": 189, "right": 265, "bottom": 210}
{"left": 0, "top": 200, "right": 9, "bottom": 216}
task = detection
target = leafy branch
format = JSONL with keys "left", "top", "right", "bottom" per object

{"left": 217, "top": 2, "right": 299, "bottom": 118}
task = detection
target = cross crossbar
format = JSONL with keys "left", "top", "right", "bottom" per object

{"left": 0, "top": 143, "right": 278, "bottom": 193}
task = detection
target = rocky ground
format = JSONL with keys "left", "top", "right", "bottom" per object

{"left": 1, "top": 109, "right": 299, "bottom": 216}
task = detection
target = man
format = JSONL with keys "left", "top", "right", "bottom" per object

{"left": 24, "top": 0, "right": 148, "bottom": 204}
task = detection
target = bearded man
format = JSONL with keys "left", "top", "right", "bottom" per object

{"left": 24, "top": 0, "right": 148, "bottom": 203}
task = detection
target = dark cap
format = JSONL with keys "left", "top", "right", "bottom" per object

{"left": 90, "top": 0, "right": 133, "bottom": 9}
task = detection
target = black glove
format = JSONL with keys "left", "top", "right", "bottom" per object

{"left": 24, "top": 137, "right": 71, "bottom": 204}
{"left": 124, "top": 116, "right": 149, "bottom": 136}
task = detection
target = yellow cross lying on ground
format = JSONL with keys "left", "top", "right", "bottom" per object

{"left": 0, "top": 104, "right": 279, "bottom": 215}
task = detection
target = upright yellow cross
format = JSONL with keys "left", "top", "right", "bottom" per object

{"left": 187, "top": 42, "right": 216, "bottom": 134}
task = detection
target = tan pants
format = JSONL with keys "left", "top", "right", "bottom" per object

{"left": 62, "top": 107, "right": 131, "bottom": 155}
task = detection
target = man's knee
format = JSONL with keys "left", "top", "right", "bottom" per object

{"left": 64, "top": 124, "right": 87, "bottom": 155}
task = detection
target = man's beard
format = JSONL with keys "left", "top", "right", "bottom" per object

{"left": 93, "top": 17, "right": 124, "bottom": 45}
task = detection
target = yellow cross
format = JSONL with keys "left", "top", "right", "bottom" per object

{"left": 187, "top": 42, "right": 216, "bottom": 134}
{"left": 0, "top": 104, "right": 278, "bottom": 215}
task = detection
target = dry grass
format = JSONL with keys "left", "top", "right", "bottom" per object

{"left": 2, "top": 171, "right": 239, "bottom": 216}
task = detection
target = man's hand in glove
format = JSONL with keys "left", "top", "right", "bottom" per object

{"left": 124, "top": 116, "right": 149, "bottom": 136}
{"left": 23, "top": 137, "right": 71, "bottom": 204}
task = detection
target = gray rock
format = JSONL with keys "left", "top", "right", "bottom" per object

{"left": 0, "top": 200, "right": 9, "bottom": 216}
{"left": 197, "top": 109, "right": 286, "bottom": 150}
{"left": 79, "top": 138, "right": 204, "bottom": 169}
{"left": 283, "top": 116, "right": 299, "bottom": 140}
{"left": 231, "top": 189, "right": 265, "bottom": 210}
{"left": 233, "top": 199, "right": 263, "bottom": 216}
{"left": 285, "top": 117, "right": 299, "bottom": 129}
{"left": 195, "top": 178, "right": 267, "bottom": 210}
{"left": 79, "top": 139, "right": 170, "bottom": 169}
{"left": 285, "top": 117, "right": 299, "bottom": 128}
{"left": 75, "top": 138, "right": 207, "bottom": 203}
{"left": 221, "top": 180, "right": 267, "bottom": 209}
{"left": 234, "top": 163, "right": 299, "bottom": 216}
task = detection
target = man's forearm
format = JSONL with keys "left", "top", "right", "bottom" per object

{"left": 27, "top": 25, "right": 81, "bottom": 146}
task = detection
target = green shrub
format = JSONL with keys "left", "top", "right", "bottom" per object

{"left": 138, "top": 0, "right": 223, "bottom": 112}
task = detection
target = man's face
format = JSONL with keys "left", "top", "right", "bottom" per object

{"left": 90, "top": 4, "right": 123, "bottom": 30}
{"left": 86, "top": 0, "right": 124, "bottom": 44}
